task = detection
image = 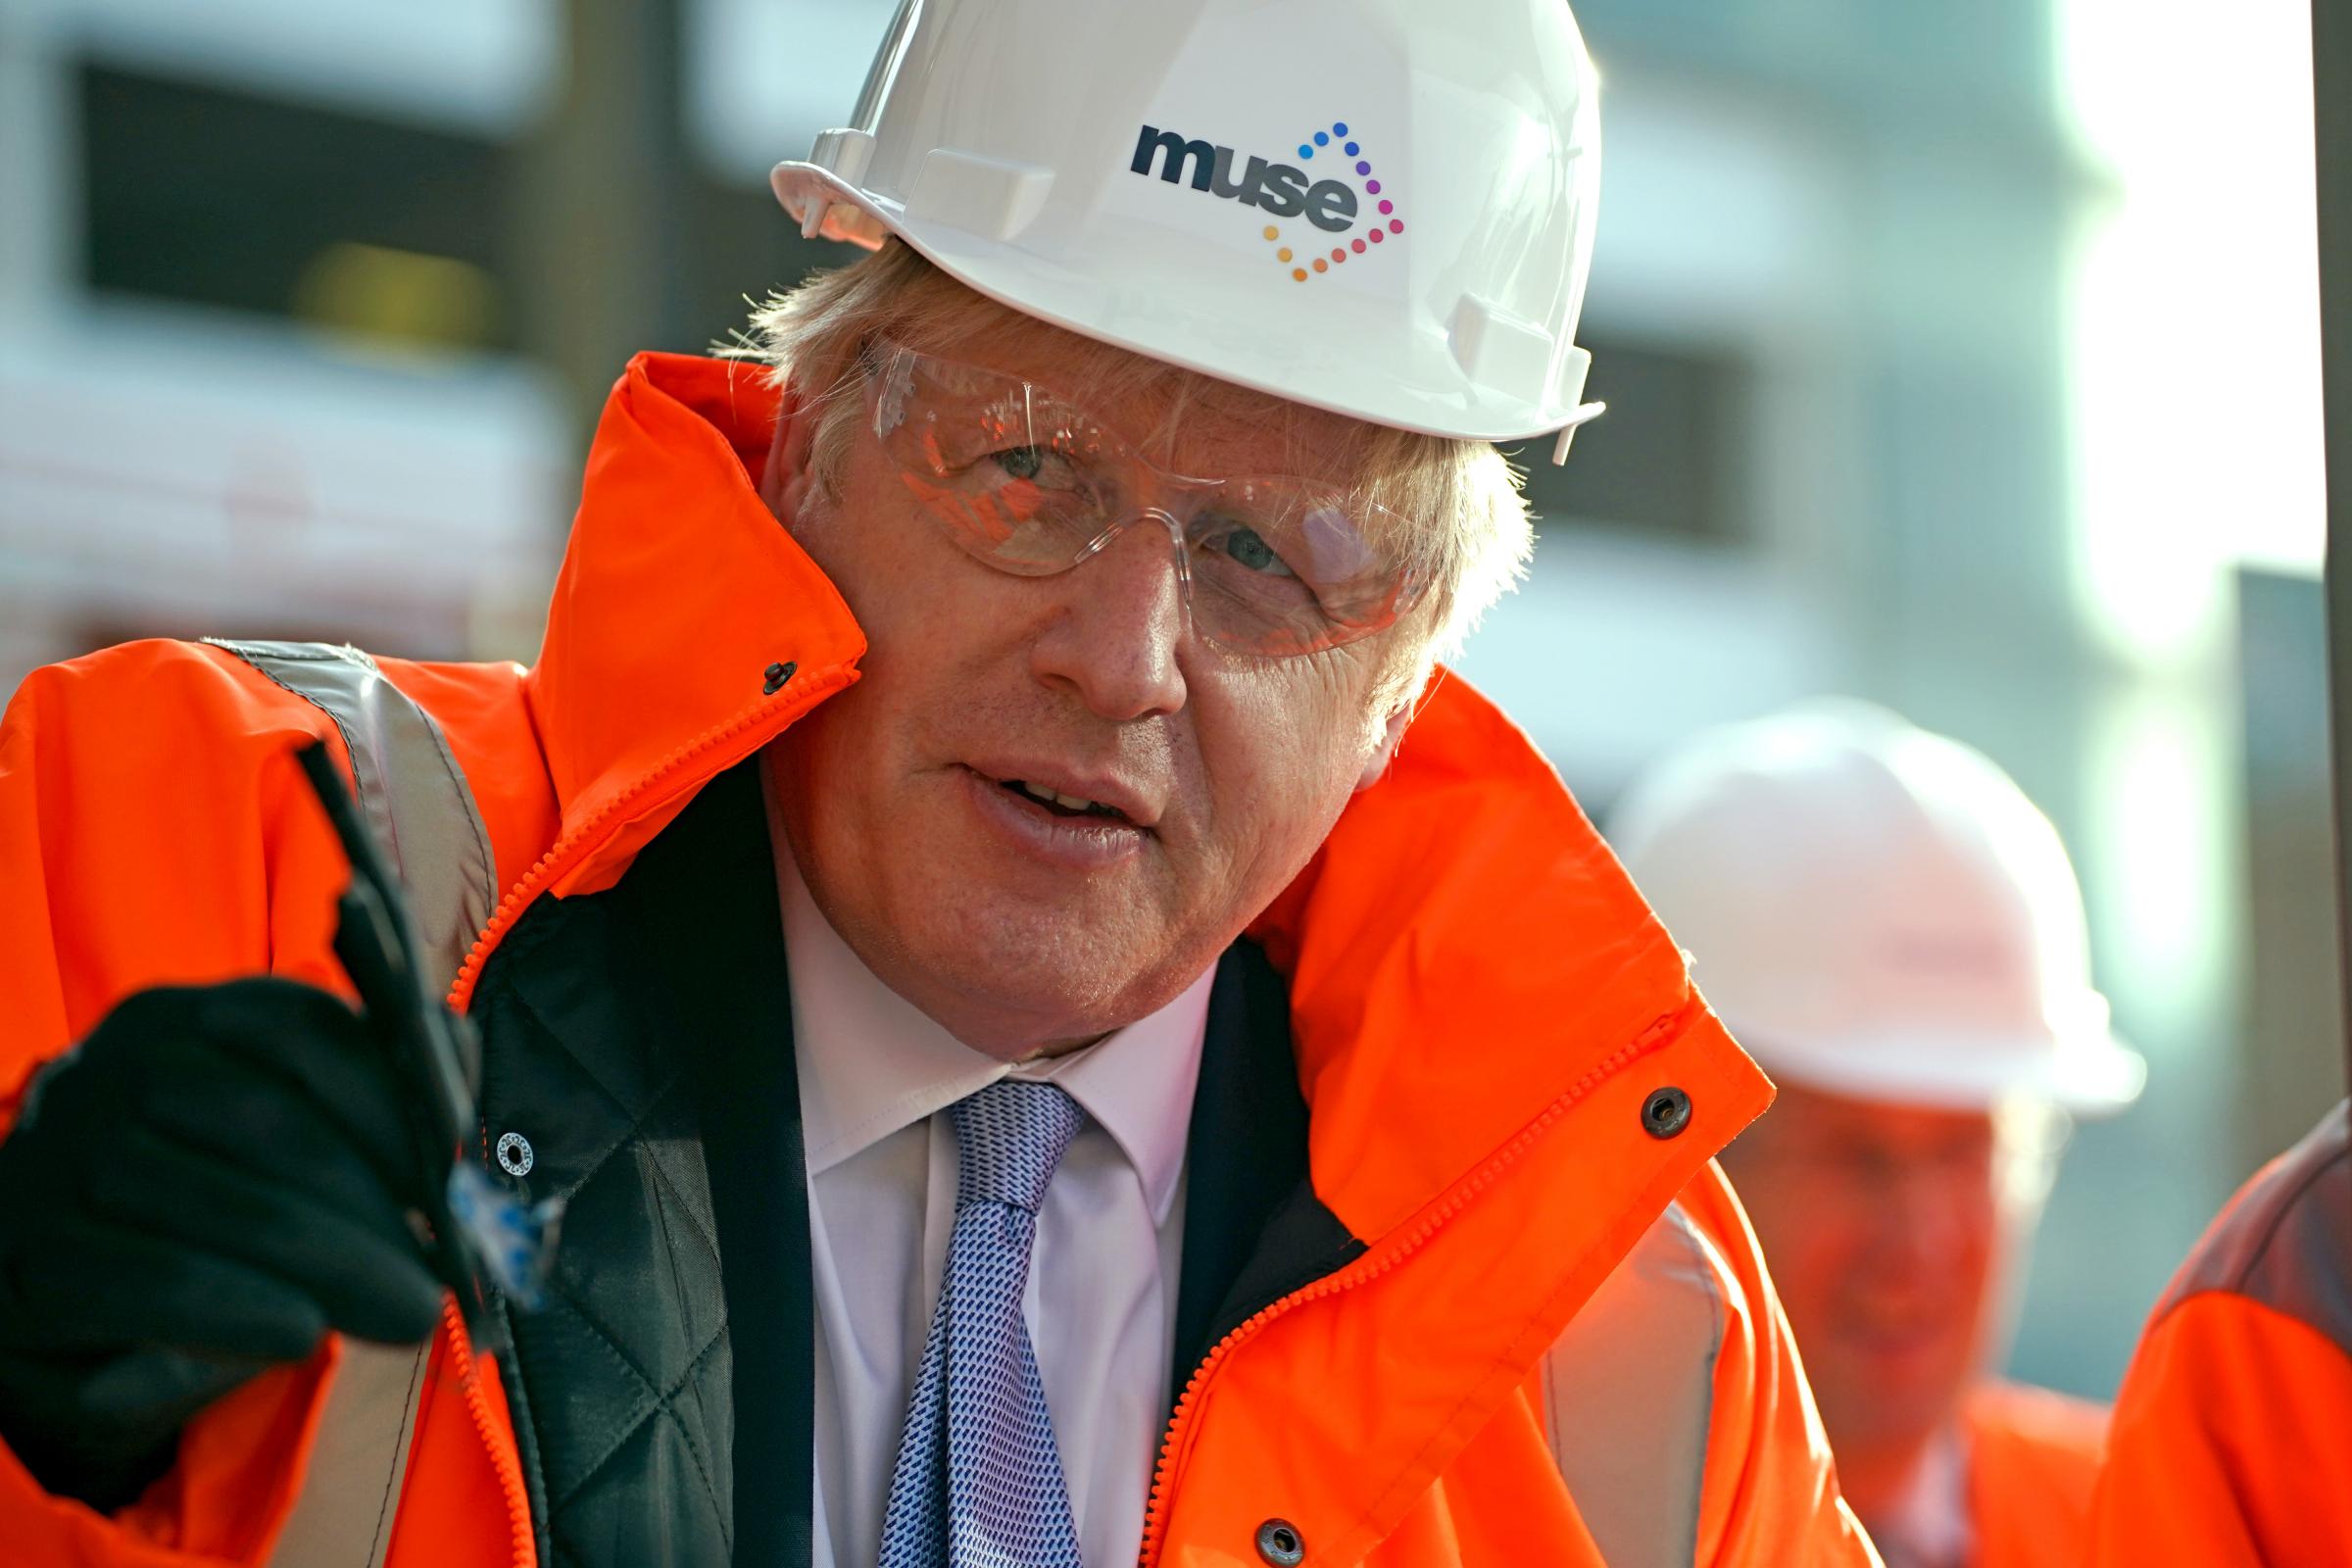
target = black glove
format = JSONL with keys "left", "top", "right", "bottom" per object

{"left": 0, "top": 978, "right": 445, "bottom": 1510}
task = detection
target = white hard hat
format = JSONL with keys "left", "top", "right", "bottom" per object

{"left": 1608, "top": 701, "right": 2146, "bottom": 1115}
{"left": 771, "top": 0, "right": 1607, "bottom": 461}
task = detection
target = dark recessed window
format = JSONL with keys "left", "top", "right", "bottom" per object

{"left": 1513, "top": 334, "right": 1749, "bottom": 543}
{"left": 78, "top": 64, "right": 514, "bottom": 354}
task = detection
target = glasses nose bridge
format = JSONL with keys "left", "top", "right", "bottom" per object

{"left": 1102, "top": 443, "right": 1225, "bottom": 548}
{"left": 1126, "top": 503, "right": 1188, "bottom": 556}
{"left": 1083, "top": 502, "right": 1199, "bottom": 631}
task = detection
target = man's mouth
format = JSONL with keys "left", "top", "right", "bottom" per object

{"left": 999, "top": 778, "right": 1132, "bottom": 823}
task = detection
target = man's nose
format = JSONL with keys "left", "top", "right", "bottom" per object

{"left": 1861, "top": 1162, "right": 1984, "bottom": 1260}
{"left": 1027, "top": 518, "right": 1191, "bottom": 721}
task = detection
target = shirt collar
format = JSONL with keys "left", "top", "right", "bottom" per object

{"left": 767, "top": 762, "right": 1208, "bottom": 1223}
{"left": 1865, "top": 1422, "right": 1973, "bottom": 1568}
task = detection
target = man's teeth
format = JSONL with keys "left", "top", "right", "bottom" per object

{"left": 1012, "top": 780, "right": 1109, "bottom": 814}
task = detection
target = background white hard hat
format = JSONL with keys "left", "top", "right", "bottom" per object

{"left": 771, "top": 0, "right": 1606, "bottom": 459}
{"left": 1608, "top": 701, "right": 2146, "bottom": 1115}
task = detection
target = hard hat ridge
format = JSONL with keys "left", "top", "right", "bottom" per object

{"left": 771, "top": 0, "right": 1607, "bottom": 455}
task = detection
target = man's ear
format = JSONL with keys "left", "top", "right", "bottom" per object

{"left": 760, "top": 393, "right": 819, "bottom": 527}
{"left": 1355, "top": 701, "right": 1414, "bottom": 792}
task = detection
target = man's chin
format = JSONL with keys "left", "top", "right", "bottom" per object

{"left": 903, "top": 913, "right": 1201, "bottom": 1058}
{"left": 1822, "top": 1381, "right": 1957, "bottom": 1460}
{"left": 1824, "top": 1346, "right": 1969, "bottom": 1436}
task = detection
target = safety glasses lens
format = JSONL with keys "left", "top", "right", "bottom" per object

{"left": 865, "top": 344, "right": 1425, "bottom": 655}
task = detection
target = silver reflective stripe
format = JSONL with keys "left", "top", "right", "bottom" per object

{"left": 204, "top": 640, "right": 495, "bottom": 994}
{"left": 204, "top": 638, "right": 499, "bottom": 1568}
{"left": 1540, "top": 1201, "right": 1724, "bottom": 1568}
{"left": 266, "top": 1340, "right": 432, "bottom": 1568}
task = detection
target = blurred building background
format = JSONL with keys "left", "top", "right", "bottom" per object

{"left": 0, "top": 0, "right": 2331, "bottom": 1400}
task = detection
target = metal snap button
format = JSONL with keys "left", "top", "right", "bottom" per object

{"left": 495, "top": 1131, "right": 535, "bottom": 1176}
{"left": 1255, "top": 1518, "right": 1305, "bottom": 1565}
{"left": 1642, "top": 1086, "right": 1692, "bottom": 1140}
{"left": 762, "top": 661, "right": 797, "bottom": 695}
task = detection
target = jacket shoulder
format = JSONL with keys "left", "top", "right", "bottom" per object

{"left": 12, "top": 636, "right": 337, "bottom": 735}
{"left": 1, "top": 639, "right": 364, "bottom": 1082}
{"left": 1964, "top": 1382, "right": 2105, "bottom": 1568}
{"left": 0, "top": 639, "right": 547, "bottom": 1064}
{"left": 3, "top": 638, "right": 356, "bottom": 854}
{"left": 1965, "top": 1379, "right": 2109, "bottom": 1464}
{"left": 7, "top": 638, "right": 540, "bottom": 825}
{"left": 2156, "top": 1101, "right": 2352, "bottom": 1358}
{"left": 2090, "top": 1249, "right": 2352, "bottom": 1566}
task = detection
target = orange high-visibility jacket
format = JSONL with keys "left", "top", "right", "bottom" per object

{"left": 0, "top": 354, "right": 1876, "bottom": 1568}
{"left": 1960, "top": 1381, "right": 2105, "bottom": 1568}
{"left": 2085, "top": 1101, "right": 2352, "bottom": 1568}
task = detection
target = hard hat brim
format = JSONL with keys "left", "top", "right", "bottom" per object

{"left": 1724, "top": 1019, "right": 2149, "bottom": 1117}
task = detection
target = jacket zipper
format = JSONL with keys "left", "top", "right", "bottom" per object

{"left": 441, "top": 1298, "right": 535, "bottom": 1568}
{"left": 1134, "top": 1011, "right": 1694, "bottom": 1567}
{"left": 429, "top": 662, "right": 856, "bottom": 1568}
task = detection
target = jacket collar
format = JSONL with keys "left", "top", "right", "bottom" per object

{"left": 518, "top": 347, "right": 1770, "bottom": 1253}
{"left": 1250, "top": 674, "right": 1769, "bottom": 1239}
{"left": 521, "top": 353, "right": 867, "bottom": 900}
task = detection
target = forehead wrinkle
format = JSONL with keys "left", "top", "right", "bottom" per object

{"left": 1138, "top": 384, "right": 1408, "bottom": 498}
{"left": 897, "top": 297, "right": 1388, "bottom": 487}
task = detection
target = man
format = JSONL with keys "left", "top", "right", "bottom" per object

{"left": 1611, "top": 703, "right": 2145, "bottom": 1568}
{"left": 0, "top": 3, "right": 1874, "bottom": 1564}
{"left": 2085, "top": 1100, "right": 2352, "bottom": 1566}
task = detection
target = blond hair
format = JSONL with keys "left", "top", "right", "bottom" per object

{"left": 727, "top": 242, "right": 1532, "bottom": 704}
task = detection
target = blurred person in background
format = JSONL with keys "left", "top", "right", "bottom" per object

{"left": 2085, "top": 1098, "right": 2352, "bottom": 1566}
{"left": 1611, "top": 702, "right": 2146, "bottom": 1568}
{"left": 0, "top": 3, "right": 1877, "bottom": 1566}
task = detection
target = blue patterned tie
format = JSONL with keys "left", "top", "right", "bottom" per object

{"left": 878, "top": 1080, "right": 1087, "bottom": 1568}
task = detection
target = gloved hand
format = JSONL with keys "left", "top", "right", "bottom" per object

{"left": 0, "top": 978, "right": 445, "bottom": 1511}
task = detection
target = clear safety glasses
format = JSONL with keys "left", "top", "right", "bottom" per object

{"left": 858, "top": 339, "right": 1431, "bottom": 658}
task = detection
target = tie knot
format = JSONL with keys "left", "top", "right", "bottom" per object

{"left": 950, "top": 1080, "right": 1084, "bottom": 1213}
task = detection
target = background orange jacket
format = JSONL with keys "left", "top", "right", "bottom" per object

{"left": 1961, "top": 1381, "right": 2105, "bottom": 1568}
{"left": 2085, "top": 1101, "right": 2352, "bottom": 1568}
{"left": 0, "top": 354, "right": 1878, "bottom": 1567}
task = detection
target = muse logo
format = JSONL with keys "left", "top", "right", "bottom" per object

{"left": 1130, "top": 121, "right": 1405, "bottom": 283}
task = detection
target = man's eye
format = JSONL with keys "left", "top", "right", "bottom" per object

{"left": 1220, "top": 526, "right": 1297, "bottom": 577}
{"left": 993, "top": 446, "right": 1047, "bottom": 481}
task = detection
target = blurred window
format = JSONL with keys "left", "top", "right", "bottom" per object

{"left": 1515, "top": 333, "right": 1749, "bottom": 543}
{"left": 77, "top": 64, "right": 514, "bottom": 354}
